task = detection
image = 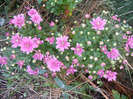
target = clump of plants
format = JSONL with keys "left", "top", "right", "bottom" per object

{"left": 0, "top": 7, "right": 133, "bottom": 98}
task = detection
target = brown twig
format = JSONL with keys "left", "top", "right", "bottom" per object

{"left": 81, "top": 74, "right": 109, "bottom": 99}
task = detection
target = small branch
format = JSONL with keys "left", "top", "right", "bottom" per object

{"left": 81, "top": 74, "right": 109, "bottom": 99}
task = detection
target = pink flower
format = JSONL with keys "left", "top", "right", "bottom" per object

{"left": 97, "top": 69, "right": 105, "bottom": 77}
{"left": 37, "top": 25, "right": 42, "bottom": 30}
{"left": 120, "top": 65, "right": 124, "bottom": 69}
{"left": 27, "top": 66, "right": 39, "bottom": 75}
{"left": 30, "top": 14, "right": 43, "bottom": 24}
{"left": 0, "top": 56, "right": 7, "bottom": 67}
{"left": 72, "top": 31, "right": 75, "bottom": 34}
{"left": 101, "top": 45, "right": 107, "bottom": 53}
{"left": 25, "top": 7, "right": 30, "bottom": 10}
{"left": 11, "top": 34, "right": 22, "bottom": 48}
{"left": 17, "top": 60, "right": 25, "bottom": 69}
{"left": 20, "top": 37, "right": 35, "bottom": 54}
{"left": 117, "top": 18, "right": 120, "bottom": 22}
{"left": 97, "top": 31, "right": 101, "bottom": 35}
{"left": 59, "top": 61, "right": 67, "bottom": 69}
{"left": 87, "top": 41, "right": 91, "bottom": 45}
{"left": 66, "top": 65, "right": 77, "bottom": 75}
{"left": 111, "top": 15, "right": 118, "bottom": 20}
{"left": 28, "top": 8, "right": 38, "bottom": 16}
{"left": 104, "top": 70, "right": 117, "bottom": 81}
{"left": 123, "top": 60, "right": 128, "bottom": 64}
{"left": 9, "top": 19, "right": 13, "bottom": 24}
{"left": 71, "top": 43, "right": 84, "bottom": 56}
{"left": 85, "top": 14, "right": 90, "bottom": 18}
{"left": 47, "top": 56, "right": 61, "bottom": 72}
{"left": 123, "top": 35, "right": 127, "bottom": 39}
{"left": 12, "top": 14, "right": 25, "bottom": 28}
{"left": 44, "top": 73, "right": 48, "bottom": 78}
{"left": 126, "top": 36, "right": 133, "bottom": 48}
{"left": 126, "top": 31, "right": 130, "bottom": 34}
{"left": 88, "top": 75, "right": 93, "bottom": 80}
{"left": 101, "top": 62, "right": 106, "bottom": 67}
{"left": 106, "top": 48, "right": 119, "bottom": 60}
{"left": 33, "top": 37, "right": 43, "bottom": 48}
{"left": 90, "top": 17, "right": 106, "bottom": 31}
{"left": 33, "top": 51, "right": 44, "bottom": 61}
{"left": 50, "top": 21, "right": 55, "bottom": 27}
{"left": 56, "top": 36, "right": 70, "bottom": 52}
{"left": 85, "top": 69, "right": 89, "bottom": 73}
{"left": 46, "top": 36, "right": 54, "bottom": 44}
{"left": 72, "top": 59, "right": 78, "bottom": 64}
{"left": 11, "top": 55, "right": 16, "bottom": 59}
{"left": 52, "top": 72, "right": 56, "bottom": 77}
{"left": 124, "top": 44, "right": 129, "bottom": 52}
{"left": 5, "top": 32, "right": 10, "bottom": 36}
{"left": 43, "top": 54, "right": 51, "bottom": 64}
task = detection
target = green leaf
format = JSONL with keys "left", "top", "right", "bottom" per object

{"left": 2, "top": 73, "right": 10, "bottom": 78}
{"left": 43, "top": 83, "right": 52, "bottom": 87}
{"left": 54, "top": 77, "right": 72, "bottom": 89}
{"left": 23, "top": 93, "right": 27, "bottom": 97}
{"left": 43, "top": 91, "right": 48, "bottom": 98}
{"left": 37, "top": 0, "right": 42, "bottom": 4}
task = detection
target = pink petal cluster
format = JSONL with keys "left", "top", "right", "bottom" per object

{"left": 104, "top": 70, "right": 117, "bottom": 81}
{"left": 72, "top": 59, "right": 78, "bottom": 65}
{"left": 106, "top": 48, "right": 119, "bottom": 60}
{"left": 30, "top": 14, "right": 43, "bottom": 24}
{"left": 47, "top": 56, "right": 61, "bottom": 72}
{"left": 90, "top": 17, "right": 106, "bottom": 31}
{"left": 126, "top": 36, "right": 133, "bottom": 49}
{"left": 85, "top": 14, "right": 90, "bottom": 19}
{"left": 27, "top": 66, "right": 39, "bottom": 75}
{"left": 20, "top": 36, "right": 35, "bottom": 54}
{"left": 50, "top": 21, "right": 55, "bottom": 27}
{"left": 11, "top": 54, "right": 16, "bottom": 59}
{"left": 11, "top": 34, "right": 22, "bottom": 48}
{"left": 32, "top": 37, "right": 43, "bottom": 48}
{"left": 11, "top": 14, "right": 25, "bottom": 28}
{"left": 71, "top": 43, "right": 84, "bottom": 56}
{"left": 66, "top": 65, "right": 77, "bottom": 75}
{"left": 46, "top": 36, "right": 55, "bottom": 44}
{"left": 124, "top": 44, "right": 129, "bottom": 52}
{"left": 111, "top": 15, "right": 118, "bottom": 20}
{"left": 97, "top": 69, "right": 105, "bottom": 77}
{"left": 100, "top": 45, "right": 108, "bottom": 54}
{"left": 28, "top": 8, "right": 38, "bottom": 16}
{"left": 56, "top": 36, "right": 70, "bottom": 52}
{"left": 17, "top": 60, "right": 25, "bottom": 69}
{"left": 0, "top": 56, "right": 7, "bottom": 67}
{"left": 33, "top": 51, "right": 44, "bottom": 61}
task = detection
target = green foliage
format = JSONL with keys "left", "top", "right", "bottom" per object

{"left": 46, "top": 0, "right": 82, "bottom": 15}
{"left": 112, "top": 90, "right": 128, "bottom": 99}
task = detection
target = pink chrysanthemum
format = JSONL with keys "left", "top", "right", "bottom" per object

{"left": 104, "top": 70, "right": 117, "bottom": 81}
{"left": 50, "top": 21, "right": 55, "bottom": 27}
{"left": 97, "top": 69, "right": 105, "bottom": 78}
{"left": 124, "top": 44, "right": 129, "bottom": 52}
{"left": 111, "top": 15, "right": 118, "bottom": 20}
{"left": 90, "top": 17, "right": 106, "bottom": 31}
{"left": 32, "top": 37, "right": 43, "bottom": 48}
{"left": 66, "top": 65, "right": 77, "bottom": 75}
{"left": 47, "top": 56, "right": 61, "bottom": 72}
{"left": 12, "top": 14, "right": 25, "bottom": 28}
{"left": 11, "top": 34, "right": 22, "bottom": 48}
{"left": 126, "top": 36, "right": 133, "bottom": 49}
{"left": 101, "top": 45, "right": 108, "bottom": 53}
{"left": 20, "top": 37, "right": 35, "bottom": 54}
{"left": 28, "top": 8, "right": 38, "bottom": 16}
{"left": 56, "top": 36, "right": 70, "bottom": 52}
{"left": 71, "top": 43, "right": 84, "bottom": 56}
{"left": 17, "top": 60, "right": 25, "bottom": 69}
{"left": 0, "top": 56, "right": 7, "bottom": 67}
{"left": 46, "top": 36, "right": 55, "bottom": 44}
{"left": 27, "top": 66, "right": 39, "bottom": 75}
{"left": 72, "top": 59, "right": 78, "bottom": 65}
{"left": 33, "top": 51, "right": 44, "bottom": 61}
{"left": 106, "top": 48, "right": 119, "bottom": 60}
{"left": 30, "top": 14, "right": 43, "bottom": 24}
